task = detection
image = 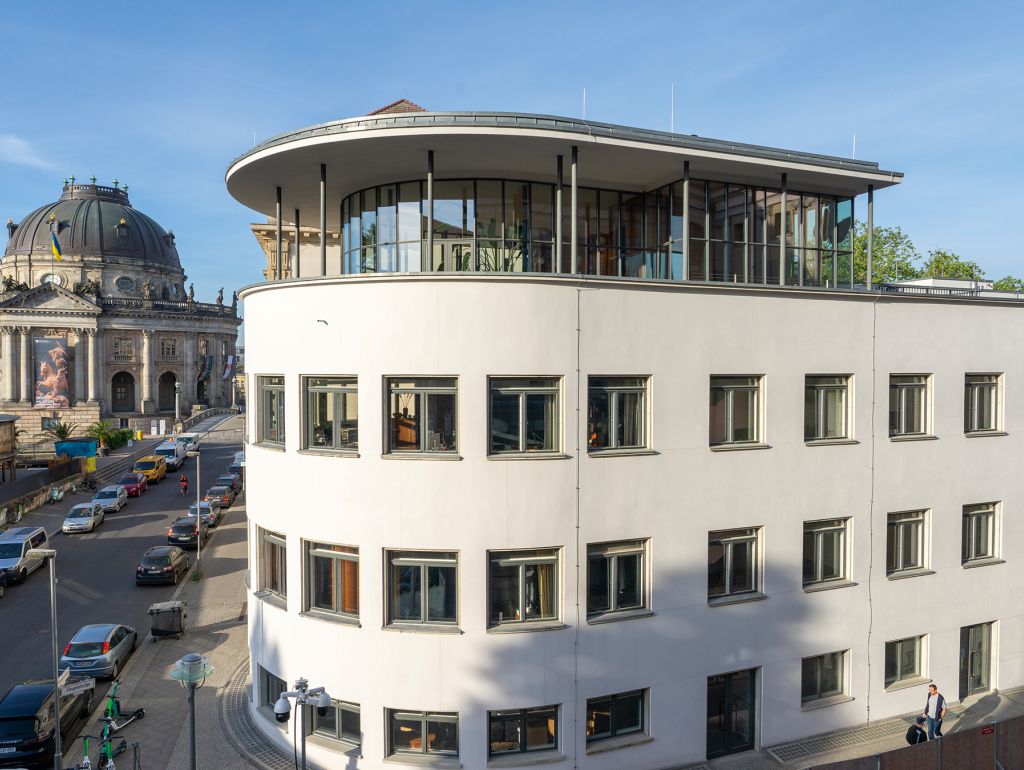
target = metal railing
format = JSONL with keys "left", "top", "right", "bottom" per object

{"left": 177, "top": 407, "right": 237, "bottom": 432}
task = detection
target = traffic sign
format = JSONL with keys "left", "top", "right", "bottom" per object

{"left": 60, "top": 678, "right": 95, "bottom": 697}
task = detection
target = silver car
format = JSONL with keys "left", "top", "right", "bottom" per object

{"left": 62, "top": 503, "right": 105, "bottom": 533}
{"left": 59, "top": 623, "right": 137, "bottom": 679}
{"left": 92, "top": 485, "right": 128, "bottom": 513}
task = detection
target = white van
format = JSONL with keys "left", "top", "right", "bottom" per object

{"left": 154, "top": 440, "right": 187, "bottom": 470}
{"left": 177, "top": 433, "right": 201, "bottom": 452}
{"left": 0, "top": 527, "right": 49, "bottom": 586}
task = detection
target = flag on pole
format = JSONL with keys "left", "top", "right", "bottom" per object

{"left": 50, "top": 231, "right": 62, "bottom": 261}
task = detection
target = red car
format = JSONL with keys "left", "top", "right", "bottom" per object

{"left": 118, "top": 472, "right": 148, "bottom": 497}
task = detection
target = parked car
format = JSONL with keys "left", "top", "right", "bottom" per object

{"left": 61, "top": 503, "right": 105, "bottom": 534}
{"left": 188, "top": 500, "right": 223, "bottom": 528}
{"left": 203, "top": 485, "right": 236, "bottom": 508}
{"left": 58, "top": 624, "right": 138, "bottom": 680}
{"left": 228, "top": 451, "right": 244, "bottom": 480}
{"left": 0, "top": 678, "right": 94, "bottom": 769}
{"left": 117, "top": 472, "right": 148, "bottom": 497}
{"left": 154, "top": 440, "right": 187, "bottom": 471}
{"left": 135, "top": 546, "right": 190, "bottom": 586}
{"left": 92, "top": 485, "right": 128, "bottom": 513}
{"left": 167, "top": 516, "right": 209, "bottom": 549}
{"left": 0, "top": 528, "right": 49, "bottom": 586}
{"left": 215, "top": 473, "right": 242, "bottom": 493}
{"left": 132, "top": 455, "right": 167, "bottom": 483}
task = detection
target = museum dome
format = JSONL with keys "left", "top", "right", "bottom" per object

{"left": 4, "top": 182, "right": 182, "bottom": 271}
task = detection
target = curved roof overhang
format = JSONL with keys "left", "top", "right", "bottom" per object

{"left": 226, "top": 112, "right": 903, "bottom": 228}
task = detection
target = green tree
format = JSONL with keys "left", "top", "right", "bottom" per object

{"left": 85, "top": 420, "right": 114, "bottom": 448}
{"left": 41, "top": 420, "right": 76, "bottom": 441}
{"left": 920, "top": 249, "right": 985, "bottom": 280}
{"left": 852, "top": 221, "right": 921, "bottom": 284}
{"left": 993, "top": 275, "right": 1024, "bottom": 292}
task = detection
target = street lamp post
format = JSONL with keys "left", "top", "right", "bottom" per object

{"left": 169, "top": 652, "right": 214, "bottom": 770}
{"left": 27, "top": 548, "right": 61, "bottom": 770}
{"left": 274, "top": 678, "right": 332, "bottom": 770}
{"left": 186, "top": 450, "right": 201, "bottom": 578}
{"left": 174, "top": 381, "right": 181, "bottom": 422}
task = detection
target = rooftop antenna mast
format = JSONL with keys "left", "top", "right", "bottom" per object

{"left": 852, "top": 132, "right": 857, "bottom": 159}
{"left": 582, "top": 87, "right": 587, "bottom": 119}
{"left": 671, "top": 82, "right": 675, "bottom": 133}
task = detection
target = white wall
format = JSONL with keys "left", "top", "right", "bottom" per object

{"left": 241, "top": 274, "right": 1024, "bottom": 768}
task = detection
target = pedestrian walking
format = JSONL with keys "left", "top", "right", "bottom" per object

{"left": 179, "top": 473, "right": 189, "bottom": 495}
{"left": 923, "top": 683, "right": 947, "bottom": 739}
{"left": 906, "top": 716, "right": 928, "bottom": 745}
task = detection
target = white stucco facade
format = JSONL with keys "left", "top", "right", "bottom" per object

{"left": 240, "top": 273, "right": 1024, "bottom": 768}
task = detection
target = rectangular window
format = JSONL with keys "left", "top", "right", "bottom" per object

{"left": 586, "top": 540, "right": 647, "bottom": 618}
{"left": 113, "top": 337, "right": 134, "bottom": 357}
{"left": 889, "top": 375, "right": 929, "bottom": 437}
{"left": 387, "top": 709, "right": 458, "bottom": 757}
{"left": 962, "top": 503, "right": 997, "bottom": 564}
{"left": 884, "top": 635, "right": 923, "bottom": 687}
{"left": 802, "top": 519, "right": 849, "bottom": 586}
{"left": 965, "top": 374, "right": 1000, "bottom": 433}
{"left": 386, "top": 551, "right": 458, "bottom": 626}
{"left": 304, "top": 377, "right": 358, "bottom": 451}
{"left": 801, "top": 651, "right": 847, "bottom": 703}
{"left": 387, "top": 378, "right": 457, "bottom": 453}
{"left": 488, "top": 705, "right": 558, "bottom": 756}
{"left": 259, "top": 528, "right": 287, "bottom": 598}
{"left": 489, "top": 378, "right": 560, "bottom": 454}
{"left": 886, "top": 511, "right": 927, "bottom": 576}
{"left": 488, "top": 549, "right": 559, "bottom": 626}
{"left": 805, "top": 376, "right": 850, "bottom": 441}
{"left": 257, "top": 376, "right": 286, "bottom": 446}
{"left": 160, "top": 338, "right": 177, "bottom": 357}
{"left": 710, "top": 376, "right": 761, "bottom": 445}
{"left": 587, "top": 377, "right": 647, "bottom": 451}
{"left": 708, "top": 528, "right": 761, "bottom": 599}
{"left": 585, "top": 690, "right": 645, "bottom": 743}
{"left": 313, "top": 701, "right": 361, "bottom": 748}
{"left": 260, "top": 667, "right": 286, "bottom": 711}
{"left": 305, "top": 542, "right": 358, "bottom": 618}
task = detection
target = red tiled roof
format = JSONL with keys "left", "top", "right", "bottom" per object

{"left": 367, "top": 99, "right": 427, "bottom": 115}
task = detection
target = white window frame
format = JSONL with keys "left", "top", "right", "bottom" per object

{"left": 710, "top": 376, "right": 762, "bottom": 446}
{"left": 258, "top": 527, "right": 287, "bottom": 598}
{"left": 488, "top": 549, "right": 560, "bottom": 627}
{"left": 586, "top": 539, "right": 648, "bottom": 619}
{"left": 962, "top": 503, "right": 999, "bottom": 565}
{"left": 802, "top": 518, "right": 850, "bottom": 587}
{"left": 303, "top": 376, "right": 358, "bottom": 451}
{"left": 586, "top": 376, "right": 649, "bottom": 452}
{"left": 889, "top": 375, "right": 930, "bottom": 437}
{"left": 805, "top": 375, "right": 851, "bottom": 441}
{"left": 487, "top": 377, "right": 561, "bottom": 454}
{"left": 886, "top": 510, "right": 928, "bottom": 576}
{"left": 304, "top": 541, "right": 359, "bottom": 619}
{"left": 964, "top": 373, "right": 1001, "bottom": 433}
{"left": 707, "top": 527, "right": 762, "bottom": 600}
{"left": 801, "top": 650, "right": 848, "bottom": 704}
{"left": 386, "top": 550, "right": 459, "bottom": 627}
{"left": 884, "top": 635, "right": 925, "bottom": 688}
{"left": 257, "top": 375, "right": 286, "bottom": 446}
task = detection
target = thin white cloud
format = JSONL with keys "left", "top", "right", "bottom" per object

{"left": 0, "top": 134, "right": 55, "bottom": 170}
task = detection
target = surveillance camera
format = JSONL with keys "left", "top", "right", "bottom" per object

{"left": 274, "top": 696, "right": 291, "bottom": 723}
{"left": 315, "top": 691, "right": 331, "bottom": 717}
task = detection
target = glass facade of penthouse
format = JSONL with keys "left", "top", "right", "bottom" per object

{"left": 340, "top": 177, "right": 854, "bottom": 287}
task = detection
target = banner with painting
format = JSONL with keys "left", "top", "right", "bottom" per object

{"left": 34, "top": 336, "right": 73, "bottom": 408}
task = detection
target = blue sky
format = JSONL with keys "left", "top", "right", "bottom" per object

{"left": 2, "top": 0, "right": 1023, "bottom": 300}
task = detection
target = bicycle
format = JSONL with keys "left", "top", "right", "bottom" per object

{"left": 64, "top": 732, "right": 126, "bottom": 770}
{"left": 101, "top": 679, "right": 145, "bottom": 735}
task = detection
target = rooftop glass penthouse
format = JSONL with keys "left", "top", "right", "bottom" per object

{"left": 226, "top": 110, "right": 902, "bottom": 288}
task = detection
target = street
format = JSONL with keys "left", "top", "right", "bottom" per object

{"left": 0, "top": 416, "right": 244, "bottom": 697}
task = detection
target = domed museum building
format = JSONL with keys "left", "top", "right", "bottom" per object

{"left": 2, "top": 180, "right": 240, "bottom": 438}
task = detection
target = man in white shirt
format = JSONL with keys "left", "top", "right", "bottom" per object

{"left": 923, "top": 684, "right": 947, "bottom": 739}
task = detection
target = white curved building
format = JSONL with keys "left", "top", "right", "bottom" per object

{"left": 228, "top": 103, "right": 1024, "bottom": 768}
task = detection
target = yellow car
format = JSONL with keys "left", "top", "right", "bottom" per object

{"left": 132, "top": 455, "right": 167, "bottom": 483}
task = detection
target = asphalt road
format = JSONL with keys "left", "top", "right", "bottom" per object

{"left": 0, "top": 415, "right": 245, "bottom": 697}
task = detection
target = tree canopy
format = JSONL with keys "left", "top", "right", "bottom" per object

{"left": 851, "top": 221, "right": 1020, "bottom": 289}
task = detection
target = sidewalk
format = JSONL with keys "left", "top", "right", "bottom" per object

{"left": 57, "top": 413, "right": 297, "bottom": 770}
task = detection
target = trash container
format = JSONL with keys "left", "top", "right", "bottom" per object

{"left": 148, "top": 600, "right": 187, "bottom": 640}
